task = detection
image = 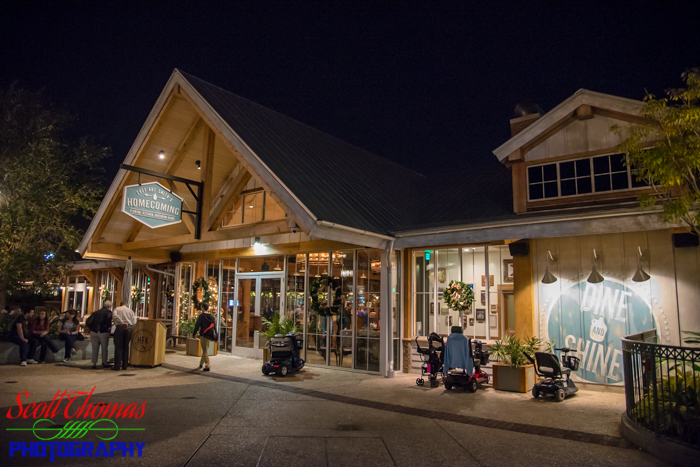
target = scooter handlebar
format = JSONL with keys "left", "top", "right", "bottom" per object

{"left": 554, "top": 347, "right": 572, "bottom": 353}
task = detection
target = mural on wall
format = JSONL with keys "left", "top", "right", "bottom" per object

{"left": 542, "top": 275, "right": 664, "bottom": 385}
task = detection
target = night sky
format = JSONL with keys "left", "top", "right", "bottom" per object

{"left": 2, "top": 1, "right": 700, "bottom": 182}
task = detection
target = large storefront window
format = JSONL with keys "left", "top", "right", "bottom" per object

{"left": 413, "top": 250, "right": 435, "bottom": 336}
{"left": 157, "top": 264, "right": 175, "bottom": 321}
{"left": 414, "top": 244, "right": 513, "bottom": 340}
{"left": 356, "top": 249, "right": 381, "bottom": 371}
{"left": 177, "top": 262, "right": 192, "bottom": 333}
{"left": 285, "top": 254, "right": 306, "bottom": 331}
{"left": 391, "top": 251, "right": 401, "bottom": 371}
{"left": 330, "top": 251, "right": 354, "bottom": 368}
{"left": 306, "top": 253, "right": 328, "bottom": 365}
{"left": 220, "top": 259, "right": 236, "bottom": 352}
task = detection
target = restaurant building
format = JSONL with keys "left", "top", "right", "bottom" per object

{"left": 78, "top": 70, "right": 700, "bottom": 384}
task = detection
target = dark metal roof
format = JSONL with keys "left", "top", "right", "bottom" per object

{"left": 181, "top": 71, "right": 423, "bottom": 235}
{"left": 395, "top": 159, "right": 515, "bottom": 232}
{"left": 181, "top": 70, "right": 517, "bottom": 236}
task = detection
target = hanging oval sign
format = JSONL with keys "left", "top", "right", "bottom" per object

{"left": 122, "top": 182, "right": 183, "bottom": 229}
{"left": 543, "top": 277, "right": 660, "bottom": 385}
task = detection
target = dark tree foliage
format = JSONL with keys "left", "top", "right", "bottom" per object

{"left": 0, "top": 84, "right": 108, "bottom": 302}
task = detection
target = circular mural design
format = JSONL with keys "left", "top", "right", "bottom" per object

{"left": 541, "top": 273, "right": 663, "bottom": 385}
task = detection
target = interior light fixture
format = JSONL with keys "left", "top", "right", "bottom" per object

{"left": 632, "top": 246, "right": 651, "bottom": 282}
{"left": 274, "top": 259, "right": 281, "bottom": 271}
{"left": 159, "top": 150, "right": 165, "bottom": 159}
{"left": 541, "top": 250, "right": 558, "bottom": 284}
{"left": 587, "top": 249, "right": 605, "bottom": 284}
{"left": 361, "top": 273, "right": 367, "bottom": 279}
{"left": 196, "top": 160, "right": 201, "bottom": 170}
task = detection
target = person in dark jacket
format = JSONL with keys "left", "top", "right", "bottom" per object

{"left": 193, "top": 304, "right": 217, "bottom": 371}
{"left": 31, "top": 309, "right": 59, "bottom": 363}
{"left": 89, "top": 301, "right": 113, "bottom": 369}
{"left": 10, "top": 308, "right": 39, "bottom": 366}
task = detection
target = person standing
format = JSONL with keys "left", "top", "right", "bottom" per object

{"left": 88, "top": 301, "right": 112, "bottom": 369}
{"left": 9, "top": 308, "right": 39, "bottom": 366}
{"left": 31, "top": 309, "right": 59, "bottom": 363}
{"left": 58, "top": 309, "right": 84, "bottom": 363}
{"left": 112, "top": 301, "right": 136, "bottom": 371}
{"left": 193, "top": 304, "right": 217, "bottom": 372}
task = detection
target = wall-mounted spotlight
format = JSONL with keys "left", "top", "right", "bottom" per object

{"left": 159, "top": 150, "right": 165, "bottom": 160}
{"left": 196, "top": 160, "right": 201, "bottom": 170}
{"left": 253, "top": 236, "right": 261, "bottom": 246}
{"left": 541, "top": 250, "right": 558, "bottom": 284}
{"left": 587, "top": 249, "right": 604, "bottom": 284}
{"left": 632, "top": 246, "right": 651, "bottom": 282}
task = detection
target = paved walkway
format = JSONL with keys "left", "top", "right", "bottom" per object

{"left": 0, "top": 352, "right": 666, "bottom": 466}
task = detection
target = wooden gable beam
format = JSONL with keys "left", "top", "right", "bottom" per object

{"left": 591, "top": 107, "right": 648, "bottom": 126}
{"left": 200, "top": 126, "right": 216, "bottom": 230}
{"left": 177, "top": 88, "right": 303, "bottom": 231}
{"left": 79, "top": 270, "right": 96, "bottom": 287}
{"left": 86, "top": 243, "right": 171, "bottom": 263}
{"left": 165, "top": 180, "right": 195, "bottom": 234}
{"left": 107, "top": 267, "right": 124, "bottom": 284}
{"left": 93, "top": 88, "right": 179, "bottom": 243}
{"left": 163, "top": 117, "right": 203, "bottom": 175}
{"left": 208, "top": 169, "right": 252, "bottom": 231}
{"left": 122, "top": 218, "right": 289, "bottom": 251}
{"left": 124, "top": 223, "right": 143, "bottom": 244}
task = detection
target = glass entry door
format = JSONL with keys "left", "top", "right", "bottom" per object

{"left": 234, "top": 274, "right": 283, "bottom": 356}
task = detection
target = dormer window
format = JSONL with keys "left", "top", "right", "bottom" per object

{"left": 527, "top": 153, "right": 648, "bottom": 201}
{"left": 223, "top": 190, "right": 286, "bottom": 227}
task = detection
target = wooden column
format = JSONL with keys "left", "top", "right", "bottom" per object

{"left": 513, "top": 245, "right": 535, "bottom": 339}
{"left": 512, "top": 160, "right": 527, "bottom": 214}
{"left": 200, "top": 126, "right": 216, "bottom": 230}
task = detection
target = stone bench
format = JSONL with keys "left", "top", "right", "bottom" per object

{"left": 0, "top": 336, "right": 115, "bottom": 365}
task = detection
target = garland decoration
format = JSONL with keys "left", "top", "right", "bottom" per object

{"left": 192, "top": 277, "right": 212, "bottom": 310}
{"left": 130, "top": 285, "right": 141, "bottom": 302}
{"left": 309, "top": 275, "right": 342, "bottom": 316}
{"left": 443, "top": 280, "right": 474, "bottom": 312}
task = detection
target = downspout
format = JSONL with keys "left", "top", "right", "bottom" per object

{"left": 385, "top": 239, "right": 395, "bottom": 378}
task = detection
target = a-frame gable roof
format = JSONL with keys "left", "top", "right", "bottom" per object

{"left": 179, "top": 70, "right": 423, "bottom": 235}
{"left": 492, "top": 89, "right": 644, "bottom": 162}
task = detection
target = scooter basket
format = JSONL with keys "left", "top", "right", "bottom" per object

{"left": 563, "top": 355, "right": 580, "bottom": 371}
{"left": 479, "top": 350, "right": 490, "bottom": 366}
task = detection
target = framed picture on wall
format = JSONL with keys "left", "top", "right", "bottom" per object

{"left": 430, "top": 302, "right": 434, "bottom": 315}
{"left": 481, "top": 275, "right": 494, "bottom": 286}
{"left": 490, "top": 315, "right": 498, "bottom": 328}
{"left": 503, "top": 259, "right": 514, "bottom": 283}
{"left": 480, "top": 291, "right": 486, "bottom": 305}
{"left": 469, "top": 318, "right": 474, "bottom": 326}
{"left": 438, "top": 268, "right": 447, "bottom": 283}
{"left": 476, "top": 308, "right": 486, "bottom": 321}
{"left": 490, "top": 304, "right": 498, "bottom": 313}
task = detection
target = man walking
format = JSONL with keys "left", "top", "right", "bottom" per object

{"left": 112, "top": 301, "right": 136, "bottom": 371}
{"left": 88, "top": 300, "right": 113, "bottom": 369}
{"left": 193, "top": 304, "right": 217, "bottom": 371}
{"left": 9, "top": 308, "right": 39, "bottom": 366}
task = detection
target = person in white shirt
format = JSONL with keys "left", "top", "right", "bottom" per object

{"left": 112, "top": 301, "right": 137, "bottom": 371}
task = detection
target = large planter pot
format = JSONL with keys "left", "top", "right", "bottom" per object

{"left": 492, "top": 363, "right": 535, "bottom": 393}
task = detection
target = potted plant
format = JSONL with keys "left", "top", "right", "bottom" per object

{"left": 261, "top": 312, "right": 300, "bottom": 361}
{"left": 491, "top": 335, "right": 542, "bottom": 393}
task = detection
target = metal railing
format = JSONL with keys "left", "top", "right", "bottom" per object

{"left": 622, "top": 330, "right": 700, "bottom": 448}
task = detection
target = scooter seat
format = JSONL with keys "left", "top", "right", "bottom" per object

{"left": 538, "top": 366, "right": 570, "bottom": 377}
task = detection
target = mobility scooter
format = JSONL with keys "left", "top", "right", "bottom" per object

{"left": 525, "top": 347, "right": 580, "bottom": 402}
{"left": 262, "top": 333, "right": 305, "bottom": 377}
{"left": 444, "top": 338, "right": 490, "bottom": 393}
{"left": 415, "top": 332, "right": 445, "bottom": 387}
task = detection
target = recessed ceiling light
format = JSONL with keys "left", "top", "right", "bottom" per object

{"left": 159, "top": 150, "right": 165, "bottom": 159}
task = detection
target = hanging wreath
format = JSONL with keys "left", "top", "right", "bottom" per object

{"left": 309, "top": 275, "right": 342, "bottom": 316}
{"left": 130, "top": 285, "right": 141, "bottom": 302}
{"left": 192, "top": 277, "right": 212, "bottom": 310}
{"left": 443, "top": 280, "right": 474, "bottom": 312}
{"left": 99, "top": 285, "right": 111, "bottom": 301}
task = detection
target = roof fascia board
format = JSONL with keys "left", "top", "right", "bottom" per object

{"left": 393, "top": 209, "right": 666, "bottom": 249}
{"left": 174, "top": 70, "right": 318, "bottom": 235}
{"left": 308, "top": 223, "right": 389, "bottom": 249}
{"left": 493, "top": 89, "right": 644, "bottom": 161}
{"left": 78, "top": 71, "right": 182, "bottom": 254}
